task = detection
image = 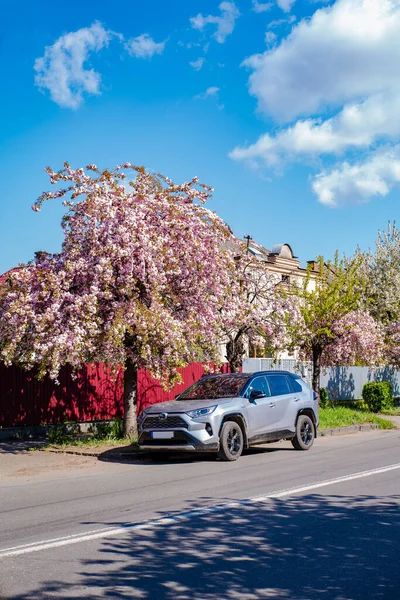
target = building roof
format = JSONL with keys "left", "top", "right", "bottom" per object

{"left": 270, "top": 243, "right": 297, "bottom": 259}
{"left": 247, "top": 240, "right": 271, "bottom": 261}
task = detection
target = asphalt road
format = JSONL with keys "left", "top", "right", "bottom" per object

{"left": 0, "top": 430, "right": 399, "bottom": 599}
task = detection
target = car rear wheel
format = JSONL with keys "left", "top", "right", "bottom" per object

{"left": 291, "top": 415, "right": 315, "bottom": 450}
{"left": 218, "top": 421, "right": 244, "bottom": 461}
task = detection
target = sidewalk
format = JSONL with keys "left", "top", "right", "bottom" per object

{"left": 0, "top": 443, "right": 99, "bottom": 482}
{"left": 378, "top": 414, "right": 400, "bottom": 429}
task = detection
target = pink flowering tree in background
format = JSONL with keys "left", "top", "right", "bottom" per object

{"left": 385, "top": 321, "right": 400, "bottom": 365}
{"left": 351, "top": 222, "right": 400, "bottom": 365}
{"left": 323, "top": 310, "right": 385, "bottom": 367}
{"left": 285, "top": 255, "right": 384, "bottom": 391}
{"left": 0, "top": 163, "right": 238, "bottom": 436}
{"left": 354, "top": 222, "right": 400, "bottom": 325}
{"left": 221, "top": 246, "right": 296, "bottom": 372}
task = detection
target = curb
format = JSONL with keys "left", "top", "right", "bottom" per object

{"left": 319, "top": 423, "right": 380, "bottom": 437}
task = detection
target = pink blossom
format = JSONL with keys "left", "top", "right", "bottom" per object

{"left": 0, "top": 163, "right": 238, "bottom": 385}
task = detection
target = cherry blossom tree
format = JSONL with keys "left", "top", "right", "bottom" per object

{"left": 351, "top": 222, "right": 400, "bottom": 366}
{"left": 354, "top": 222, "right": 400, "bottom": 324}
{"left": 323, "top": 310, "right": 384, "bottom": 367}
{"left": 384, "top": 321, "right": 400, "bottom": 365}
{"left": 221, "top": 246, "right": 295, "bottom": 372}
{"left": 286, "top": 255, "right": 383, "bottom": 391}
{"left": 0, "top": 163, "right": 238, "bottom": 436}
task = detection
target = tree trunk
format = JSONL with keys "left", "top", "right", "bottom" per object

{"left": 123, "top": 360, "right": 138, "bottom": 438}
{"left": 312, "top": 343, "right": 322, "bottom": 392}
{"left": 226, "top": 335, "right": 245, "bottom": 373}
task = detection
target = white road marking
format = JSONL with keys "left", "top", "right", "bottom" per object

{"left": 1, "top": 462, "right": 399, "bottom": 559}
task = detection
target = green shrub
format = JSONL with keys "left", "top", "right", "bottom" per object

{"left": 319, "top": 387, "right": 329, "bottom": 408}
{"left": 48, "top": 424, "right": 69, "bottom": 445}
{"left": 362, "top": 382, "right": 394, "bottom": 413}
{"left": 110, "top": 418, "right": 124, "bottom": 439}
{"left": 89, "top": 419, "right": 124, "bottom": 440}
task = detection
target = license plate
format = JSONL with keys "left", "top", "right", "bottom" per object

{"left": 151, "top": 431, "right": 174, "bottom": 439}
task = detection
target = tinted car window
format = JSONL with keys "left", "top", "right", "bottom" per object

{"left": 178, "top": 374, "right": 250, "bottom": 400}
{"left": 267, "top": 375, "right": 291, "bottom": 396}
{"left": 288, "top": 377, "right": 302, "bottom": 393}
{"left": 245, "top": 376, "right": 270, "bottom": 398}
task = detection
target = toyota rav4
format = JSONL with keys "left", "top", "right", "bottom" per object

{"left": 138, "top": 371, "right": 318, "bottom": 461}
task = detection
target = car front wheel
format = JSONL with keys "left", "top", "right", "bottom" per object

{"left": 291, "top": 415, "right": 315, "bottom": 450}
{"left": 218, "top": 421, "right": 244, "bottom": 461}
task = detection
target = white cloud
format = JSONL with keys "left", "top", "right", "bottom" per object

{"left": 265, "top": 31, "right": 277, "bottom": 45}
{"left": 277, "top": 0, "right": 296, "bottom": 11}
{"left": 243, "top": 0, "right": 400, "bottom": 121}
{"left": 190, "top": 57, "right": 205, "bottom": 70}
{"left": 34, "top": 22, "right": 112, "bottom": 109}
{"left": 312, "top": 147, "right": 400, "bottom": 207}
{"left": 125, "top": 34, "right": 166, "bottom": 59}
{"left": 190, "top": 2, "right": 240, "bottom": 43}
{"left": 252, "top": 1, "right": 273, "bottom": 12}
{"left": 195, "top": 86, "right": 220, "bottom": 99}
{"left": 231, "top": 0, "right": 400, "bottom": 207}
{"left": 205, "top": 86, "right": 220, "bottom": 96}
{"left": 230, "top": 91, "right": 400, "bottom": 166}
{"left": 267, "top": 15, "right": 296, "bottom": 29}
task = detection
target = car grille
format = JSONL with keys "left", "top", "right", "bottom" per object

{"left": 143, "top": 415, "right": 188, "bottom": 429}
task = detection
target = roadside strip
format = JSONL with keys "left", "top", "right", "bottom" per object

{"left": 1, "top": 462, "right": 400, "bottom": 559}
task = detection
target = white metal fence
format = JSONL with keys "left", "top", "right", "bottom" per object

{"left": 320, "top": 366, "right": 400, "bottom": 400}
{"left": 242, "top": 358, "right": 313, "bottom": 388}
{"left": 243, "top": 359, "right": 400, "bottom": 399}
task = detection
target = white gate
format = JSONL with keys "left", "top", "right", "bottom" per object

{"left": 242, "top": 358, "right": 313, "bottom": 388}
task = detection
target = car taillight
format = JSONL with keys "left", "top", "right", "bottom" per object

{"left": 313, "top": 391, "right": 319, "bottom": 401}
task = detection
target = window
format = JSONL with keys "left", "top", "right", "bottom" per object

{"left": 267, "top": 375, "right": 291, "bottom": 396}
{"left": 245, "top": 376, "right": 270, "bottom": 399}
{"left": 288, "top": 377, "right": 302, "bottom": 393}
{"left": 178, "top": 374, "right": 250, "bottom": 400}
{"left": 281, "top": 274, "right": 290, "bottom": 284}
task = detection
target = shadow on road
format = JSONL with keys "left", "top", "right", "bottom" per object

{"left": 7, "top": 492, "right": 400, "bottom": 599}
{"left": 98, "top": 443, "right": 293, "bottom": 465}
{"left": 0, "top": 440, "right": 48, "bottom": 454}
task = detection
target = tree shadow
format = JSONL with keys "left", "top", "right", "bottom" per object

{"left": 370, "top": 367, "right": 400, "bottom": 397}
{"left": 8, "top": 493, "right": 400, "bottom": 599}
{"left": 325, "top": 367, "right": 356, "bottom": 400}
{"left": 0, "top": 439, "right": 49, "bottom": 454}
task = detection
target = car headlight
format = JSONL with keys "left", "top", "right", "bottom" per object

{"left": 137, "top": 410, "right": 148, "bottom": 422}
{"left": 186, "top": 406, "right": 217, "bottom": 419}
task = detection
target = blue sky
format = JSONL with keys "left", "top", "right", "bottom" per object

{"left": 1, "top": 0, "right": 399, "bottom": 275}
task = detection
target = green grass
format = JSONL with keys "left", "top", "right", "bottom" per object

{"left": 46, "top": 436, "right": 137, "bottom": 450}
{"left": 319, "top": 407, "right": 396, "bottom": 430}
{"left": 44, "top": 430, "right": 139, "bottom": 450}
{"left": 44, "top": 419, "right": 136, "bottom": 449}
{"left": 379, "top": 407, "right": 400, "bottom": 416}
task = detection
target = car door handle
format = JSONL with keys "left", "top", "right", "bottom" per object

{"left": 269, "top": 402, "right": 276, "bottom": 408}
{"left": 294, "top": 397, "right": 300, "bottom": 402}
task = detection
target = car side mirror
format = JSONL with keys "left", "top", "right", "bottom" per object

{"left": 249, "top": 389, "right": 266, "bottom": 403}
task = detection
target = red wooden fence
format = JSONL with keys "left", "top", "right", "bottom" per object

{"left": 0, "top": 362, "right": 230, "bottom": 428}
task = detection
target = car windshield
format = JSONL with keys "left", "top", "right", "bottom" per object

{"left": 177, "top": 375, "right": 250, "bottom": 400}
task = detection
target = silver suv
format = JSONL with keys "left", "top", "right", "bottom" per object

{"left": 138, "top": 371, "right": 318, "bottom": 461}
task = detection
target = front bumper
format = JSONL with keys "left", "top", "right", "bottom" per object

{"left": 138, "top": 412, "right": 220, "bottom": 453}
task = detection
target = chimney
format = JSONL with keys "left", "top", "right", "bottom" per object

{"left": 307, "top": 260, "right": 319, "bottom": 272}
